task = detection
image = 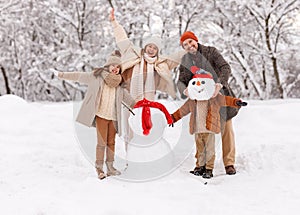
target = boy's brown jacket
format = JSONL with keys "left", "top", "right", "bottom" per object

{"left": 172, "top": 94, "right": 240, "bottom": 134}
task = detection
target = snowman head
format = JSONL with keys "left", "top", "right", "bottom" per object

{"left": 187, "top": 66, "right": 216, "bottom": 101}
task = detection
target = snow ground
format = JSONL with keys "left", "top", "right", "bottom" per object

{"left": 0, "top": 95, "right": 300, "bottom": 215}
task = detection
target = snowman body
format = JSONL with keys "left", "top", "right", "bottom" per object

{"left": 120, "top": 102, "right": 176, "bottom": 181}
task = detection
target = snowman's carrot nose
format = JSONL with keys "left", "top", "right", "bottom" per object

{"left": 196, "top": 81, "right": 201, "bottom": 86}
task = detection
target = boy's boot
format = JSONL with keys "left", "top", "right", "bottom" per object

{"left": 190, "top": 166, "right": 206, "bottom": 176}
{"left": 202, "top": 169, "right": 213, "bottom": 179}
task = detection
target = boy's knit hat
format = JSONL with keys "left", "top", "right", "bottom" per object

{"left": 104, "top": 50, "right": 122, "bottom": 66}
{"left": 180, "top": 31, "right": 198, "bottom": 45}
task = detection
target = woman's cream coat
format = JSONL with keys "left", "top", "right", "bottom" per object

{"left": 111, "top": 20, "right": 186, "bottom": 99}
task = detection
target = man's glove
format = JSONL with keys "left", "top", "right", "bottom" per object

{"left": 236, "top": 100, "right": 248, "bottom": 106}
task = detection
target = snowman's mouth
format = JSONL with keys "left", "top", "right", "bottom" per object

{"left": 198, "top": 89, "right": 204, "bottom": 93}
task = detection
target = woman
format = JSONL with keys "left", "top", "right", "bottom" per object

{"left": 109, "top": 9, "right": 185, "bottom": 147}
{"left": 109, "top": 9, "right": 185, "bottom": 101}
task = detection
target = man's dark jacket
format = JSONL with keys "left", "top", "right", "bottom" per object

{"left": 177, "top": 43, "right": 239, "bottom": 120}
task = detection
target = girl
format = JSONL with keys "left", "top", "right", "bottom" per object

{"left": 56, "top": 50, "right": 135, "bottom": 180}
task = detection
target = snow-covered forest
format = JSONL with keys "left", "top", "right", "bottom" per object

{"left": 0, "top": 0, "right": 299, "bottom": 101}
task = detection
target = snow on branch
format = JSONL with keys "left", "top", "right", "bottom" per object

{"left": 0, "top": 0, "right": 20, "bottom": 13}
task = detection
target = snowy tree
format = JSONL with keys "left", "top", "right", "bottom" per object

{"left": 243, "top": 0, "right": 299, "bottom": 98}
{"left": 209, "top": 0, "right": 267, "bottom": 99}
{"left": 211, "top": 0, "right": 300, "bottom": 99}
{"left": 0, "top": 0, "right": 299, "bottom": 100}
{"left": 0, "top": 0, "right": 113, "bottom": 101}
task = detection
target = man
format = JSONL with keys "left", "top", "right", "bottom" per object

{"left": 177, "top": 31, "right": 239, "bottom": 175}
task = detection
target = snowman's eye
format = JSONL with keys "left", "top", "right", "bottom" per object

{"left": 201, "top": 81, "right": 205, "bottom": 84}
{"left": 192, "top": 81, "right": 196, "bottom": 85}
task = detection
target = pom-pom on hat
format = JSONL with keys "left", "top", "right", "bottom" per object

{"left": 144, "top": 36, "right": 162, "bottom": 51}
{"left": 190, "top": 66, "right": 213, "bottom": 79}
{"left": 180, "top": 31, "right": 198, "bottom": 45}
{"left": 104, "top": 50, "right": 122, "bottom": 66}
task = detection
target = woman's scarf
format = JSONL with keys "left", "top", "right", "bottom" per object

{"left": 130, "top": 53, "right": 157, "bottom": 101}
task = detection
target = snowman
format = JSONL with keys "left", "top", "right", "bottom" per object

{"left": 119, "top": 98, "right": 177, "bottom": 181}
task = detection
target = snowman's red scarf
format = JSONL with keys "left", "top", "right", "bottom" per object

{"left": 133, "top": 98, "right": 173, "bottom": 135}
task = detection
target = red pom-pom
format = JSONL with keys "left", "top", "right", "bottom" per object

{"left": 190, "top": 66, "right": 200, "bottom": 74}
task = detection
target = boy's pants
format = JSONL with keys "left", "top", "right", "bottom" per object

{"left": 195, "top": 133, "right": 215, "bottom": 170}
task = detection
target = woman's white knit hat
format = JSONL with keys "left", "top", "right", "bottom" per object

{"left": 144, "top": 36, "right": 162, "bottom": 51}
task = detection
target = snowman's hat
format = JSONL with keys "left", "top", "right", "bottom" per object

{"left": 190, "top": 66, "right": 213, "bottom": 79}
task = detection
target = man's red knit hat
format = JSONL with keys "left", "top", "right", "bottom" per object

{"left": 180, "top": 31, "right": 198, "bottom": 45}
